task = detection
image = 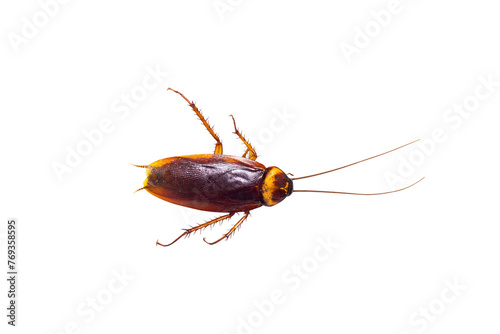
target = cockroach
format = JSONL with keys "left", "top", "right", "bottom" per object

{"left": 134, "top": 88, "right": 424, "bottom": 246}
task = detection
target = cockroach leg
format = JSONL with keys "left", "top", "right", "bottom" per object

{"left": 167, "top": 88, "right": 223, "bottom": 155}
{"left": 203, "top": 211, "right": 250, "bottom": 245}
{"left": 229, "top": 115, "right": 257, "bottom": 160}
{"left": 242, "top": 148, "right": 250, "bottom": 158}
{"left": 156, "top": 213, "right": 235, "bottom": 247}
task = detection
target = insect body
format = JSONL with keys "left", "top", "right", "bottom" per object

{"left": 142, "top": 154, "right": 292, "bottom": 212}
{"left": 135, "top": 88, "right": 423, "bottom": 246}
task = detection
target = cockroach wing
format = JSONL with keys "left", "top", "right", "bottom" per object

{"left": 143, "top": 154, "right": 266, "bottom": 212}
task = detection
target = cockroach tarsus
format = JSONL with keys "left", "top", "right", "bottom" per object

{"left": 134, "top": 88, "right": 424, "bottom": 247}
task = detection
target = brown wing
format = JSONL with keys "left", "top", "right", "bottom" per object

{"left": 143, "top": 154, "right": 266, "bottom": 212}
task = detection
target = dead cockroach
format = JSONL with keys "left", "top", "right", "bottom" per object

{"left": 134, "top": 88, "right": 423, "bottom": 246}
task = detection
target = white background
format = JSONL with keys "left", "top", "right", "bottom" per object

{"left": 1, "top": 0, "right": 500, "bottom": 333}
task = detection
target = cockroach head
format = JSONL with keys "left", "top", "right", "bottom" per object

{"left": 259, "top": 166, "right": 293, "bottom": 207}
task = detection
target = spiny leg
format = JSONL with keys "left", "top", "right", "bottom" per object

{"left": 156, "top": 213, "right": 234, "bottom": 247}
{"left": 167, "top": 88, "right": 223, "bottom": 155}
{"left": 229, "top": 115, "right": 257, "bottom": 160}
{"left": 203, "top": 211, "right": 250, "bottom": 245}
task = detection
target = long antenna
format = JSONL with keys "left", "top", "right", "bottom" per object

{"left": 291, "top": 139, "right": 419, "bottom": 181}
{"left": 293, "top": 177, "right": 424, "bottom": 195}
